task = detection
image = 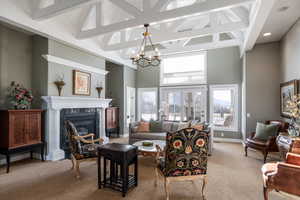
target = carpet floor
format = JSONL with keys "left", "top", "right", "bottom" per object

{"left": 0, "top": 139, "right": 288, "bottom": 200}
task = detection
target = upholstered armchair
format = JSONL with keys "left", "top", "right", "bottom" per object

{"left": 245, "top": 120, "right": 289, "bottom": 163}
{"left": 262, "top": 152, "right": 300, "bottom": 200}
{"left": 155, "top": 128, "right": 208, "bottom": 200}
{"left": 65, "top": 120, "right": 104, "bottom": 178}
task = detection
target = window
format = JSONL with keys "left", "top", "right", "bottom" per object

{"left": 210, "top": 85, "right": 239, "bottom": 131}
{"left": 138, "top": 88, "right": 158, "bottom": 121}
{"left": 160, "top": 52, "right": 207, "bottom": 86}
{"left": 160, "top": 86, "right": 207, "bottom": 122}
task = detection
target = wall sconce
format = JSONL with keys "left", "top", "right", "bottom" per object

{"left": 54, "top": 74, "right": 65, "bottom": 96}
{"left": 96, "top": 81, "right": 103, "bottom": 98}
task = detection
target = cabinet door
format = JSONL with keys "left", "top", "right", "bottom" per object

{"left": 25, "top": 112, "right": 41, "bottom": 144}
{"left": 106, "top": 109, "right": 113, "bottom": 129}
{"left": 9, "top": 113, "right": 27, "bottom": 148}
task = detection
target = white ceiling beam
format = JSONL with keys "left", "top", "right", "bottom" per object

{"left": 161, "top": 39, "right": 241, "bottom": 56}
{"left": 77, "top": 0, "right": 254, "bottom": 39}
{"left": 230, "top": 7, "right": 249, "bottom": 25}
{"left": 153, "top": 0, "right": 173, "bottom": 12}
{"left": 240, "top": 0, "right": 276, "bottom": 55}
{"left": 102, "top": 21, "right": 248, "bottom": 51}
{"left": 109, "top": 0, "right": 142, "bottom": 17}
{"left": 143, "top": 0, "right": 151, "bottom": 12}
{"left": 32, "top": 0, "right": 98, "bottom": 20}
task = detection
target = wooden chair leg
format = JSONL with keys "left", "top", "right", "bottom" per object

{"left": 75, "top": 161, "right": 80, "bottom": 179}
{"left": 201, "top": 176, "right": 207, "bottom": 199}
{"left": 71, "top": 155, "right": 75, "bottom": 170}
{"left": 263, "top": 151, "right": 268, "bottom": 163}
{"left": 245, "top": 146, "right": 248, "bottom": 157}
{"left": 154, "top": 167, "right": 158, "bottom": 187}
{"left": 263, "top": 187, "right": 269, "bottom": 200}
{"left": 164, "top": 178, "right": 170, "bottom": 200}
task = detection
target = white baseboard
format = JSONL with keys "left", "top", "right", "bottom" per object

{"left": 213, "top": 138, "right": 242, "bottom": 143}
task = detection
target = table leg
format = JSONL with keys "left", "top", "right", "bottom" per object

{"left": 134, "top": 157, "right": 138, "bottom": 186}
{"left": 41, "top": 144, "right": 45, "bottom": 161}
{"left": 98, "top": 156, "right": 101, "bottom": 189}
{"left": 30, "top": 151, "right": 33, "bottom": 159}
{"left": 6, "top": 154, "right": 10, "bottom": 173}
{"left": 103, "top": 158, "right": 107, "bottom": 187}
{"left": 122, "top": 163, "right": 128, "bottom": 197}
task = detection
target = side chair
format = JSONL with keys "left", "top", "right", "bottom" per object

{"left": 155, "top": 128, "right": 208, "bottom": 200}
{"left": 65, "top": 120, "right": 104, "bottom": 178}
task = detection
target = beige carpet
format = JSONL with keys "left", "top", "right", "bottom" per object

{"left": 0, "top": 139, "right": 288, "bottom": 200}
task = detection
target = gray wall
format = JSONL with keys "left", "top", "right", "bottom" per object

{"left": 244, "top": 42, "right": 281, "bottom": 136}
{"left": 281, "top": 19, "right": 300, "bottom": 83}
{"left": 0, "top": 24, "right": 33, "bottom": 108}
{"left": 32, "top": 35, "right": 48, "bottom": 108}
{"left": 47, "top": 40, "right": 106, "bottom": 98}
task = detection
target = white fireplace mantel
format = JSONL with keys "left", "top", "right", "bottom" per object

{"left": 42, "top": 96, "right": 112, "bottom": 161}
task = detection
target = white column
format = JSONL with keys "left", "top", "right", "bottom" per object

{"left": 101, "top": 108, "right": 109, "bottom": 144}
{"left": 45, "top": 108, "right": 65, "bottom": 161}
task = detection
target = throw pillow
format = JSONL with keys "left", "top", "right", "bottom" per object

{"left": 136, "top": 122, "right": 150, "bottom": 132}
{"left": 191, "top": 123, "right": 205, "bottom": 131}
{"left": 150, "top": 120, "right": 163, "bottom": 132}
{"left": 254, "top": 122, "right": 279, "bottom": 141}
{"left": 177, "top": 122, "right": 190, "bottom": 130}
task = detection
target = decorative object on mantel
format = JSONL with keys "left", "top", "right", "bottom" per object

{"left": 280, "top": 79, "right": 299, "bottom": 118}
{"left": 8, "top": 81, "right": 33, "bottom": 110}
{"left": 95, "top": 81, "right": 103, "bottom": 98}
{"left": 73, "top": 70, "right": 91, "bottom": 96}
{"left": 130, "top": 24, "right": 161, "bottom": 68}
{"left": 286, "top": 94, "right": 300, "bottom": 137}
{"left": 54, "top": 74, "right": 66, "bottom": 96}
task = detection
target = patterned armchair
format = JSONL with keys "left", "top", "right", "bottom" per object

{"left": 155, "top": 128, "right": 208, "bottom": 200}
{"left": 65, "top": 120, "right": 104, "bottom": 178}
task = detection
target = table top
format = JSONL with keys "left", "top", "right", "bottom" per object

{"left": 133, "top": 140, "right": 166, "bottom": 153}
{"left": 98, "top": 143, "right": 137, "bottom": 152}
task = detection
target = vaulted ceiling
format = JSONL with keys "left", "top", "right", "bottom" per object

{"left": 0, "top": 0, "right": 276, "bottom": 67}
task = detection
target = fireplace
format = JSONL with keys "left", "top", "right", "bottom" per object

{"left": 42, "top": 96, "right": 111, "bottom": 161}
{"left": 60, "top": 108, "right": 100, "bottom": 159}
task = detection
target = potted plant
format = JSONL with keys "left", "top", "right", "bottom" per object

{"left": 8, "top": 81, "right": 33, "bottom": 110}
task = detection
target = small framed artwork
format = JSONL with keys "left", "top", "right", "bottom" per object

{"left": 73, "top": 70, "right": 91, "bottom": 96}
{"left": 280, "top": 79, "right": 299, "bottom": 118}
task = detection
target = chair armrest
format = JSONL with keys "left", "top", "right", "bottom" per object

{"left": 155, "top": 145, "right": 165, "bottom": 163}
{"left": 80, "top": 133, "right": 95, "bottom": 138}
{"left": 248, "top": 132, "right": 255, "bottom": 139}
{"left": 73, "top": 135, "right": 104, "bottom": 144}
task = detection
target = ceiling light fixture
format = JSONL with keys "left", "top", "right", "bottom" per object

{"left": 130, "top": 24, "right": 161, "bottom": 68}
{"left": 263, "top": 32, "right": 272, "bottom": 37}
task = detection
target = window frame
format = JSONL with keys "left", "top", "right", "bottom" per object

{"left": 160, "top": 51, "right": 207, "bottom": 86}
{"left": 137, "top": 87, "right": 158, "bottom": 121}
{"left": 160, "top": 85, "right": 207, "bottom": 122}
{"left": 209, "top": 84, "right": 239, "bottom": 132}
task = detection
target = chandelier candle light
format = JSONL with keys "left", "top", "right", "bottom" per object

{"left": 130, "top": 24, "right": 161, "bottom": 68}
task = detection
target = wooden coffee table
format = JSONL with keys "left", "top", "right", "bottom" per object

{"left": 133, "top": 140, "right": 166, "bottom": 157}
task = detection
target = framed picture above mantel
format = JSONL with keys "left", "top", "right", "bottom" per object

{"left": 280, "top": 79, "right": 299, "bottom": 118}
{"left": 73, "top": 70, "right": 91, "bottom": 96}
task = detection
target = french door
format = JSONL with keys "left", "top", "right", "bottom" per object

{"left": 160, "top": 86, "right": 207, "bottom": 122}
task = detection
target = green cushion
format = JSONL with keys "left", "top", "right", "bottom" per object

{"left": 254, "top": 123, "right": 279, "bottom": 141}
{"left": 149, "top": 120, "right": 163, "bottom": 132}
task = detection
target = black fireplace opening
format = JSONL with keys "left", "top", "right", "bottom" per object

{"left": 60, "top": 108, "right": 100, "bottom": 159}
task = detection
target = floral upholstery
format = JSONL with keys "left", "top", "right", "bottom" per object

{"left": 159, "top": 128, "right": 208, "bottom": 177}
{"left": 65, "top": 120, "right": 101, "bottom": 160}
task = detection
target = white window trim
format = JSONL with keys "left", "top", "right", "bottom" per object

{"left": 160, "top": 85, "right": 208, "bottom": 122}
{"left": 160, "top": 51, "right": 207, "bottom": 86}
{"left": 137, "top": 88, "right": 158, "bottom": 121}
{"left": 209, "top": 84, "right": 239, "bottom": 132}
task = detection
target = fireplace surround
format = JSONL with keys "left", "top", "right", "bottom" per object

{"left": 42, "top": 96, "right": 111, "bottom": 161}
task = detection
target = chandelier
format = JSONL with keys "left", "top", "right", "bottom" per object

{"left": 130, "top": 24, "right": 161, "bottom": 68}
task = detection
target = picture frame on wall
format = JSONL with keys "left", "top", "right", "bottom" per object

{"left": 280, "top": 79, "right": 299, "bottom": 118}
{"left": 73, "top": 70, "right": 91, "bottom": 96}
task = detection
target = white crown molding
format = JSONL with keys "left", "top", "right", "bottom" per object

{"left": 42, "top": 54, "right": 109, "bottom": 75}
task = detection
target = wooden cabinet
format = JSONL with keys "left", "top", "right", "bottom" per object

{"left": 0, "top": 110, "right": 44, "bottom": 173}
{"left": 105, "top": 107, "right": 119, "bottom": 137}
